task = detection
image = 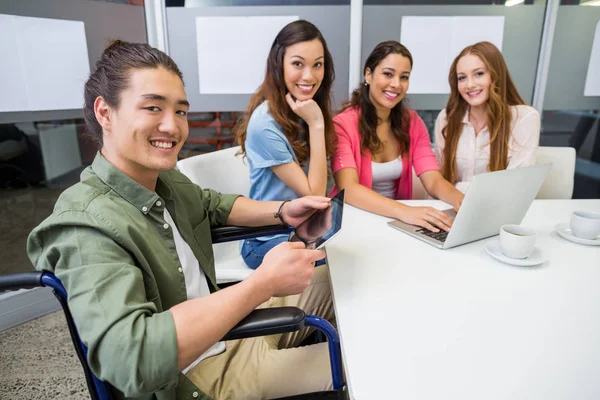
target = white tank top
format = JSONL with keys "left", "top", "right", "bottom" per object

{"left": 372, "top": 158, "right": 403, "bottom": 199}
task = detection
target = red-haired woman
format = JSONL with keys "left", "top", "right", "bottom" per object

{"left": 435, "top": 41, "right": 540, "bottom": 194}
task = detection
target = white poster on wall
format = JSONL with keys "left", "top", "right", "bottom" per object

{"left": 195, "top": 15, "right": 299, "bottom": 94}
{"left": 0, "top": 15, "right": 29, "bottom": 112}
{"left": 0, "top": 14, "right": 90, "bottom": 112}
{"left": 584, "top": 20, "right": 600, "bottom": 97}
{"left": 400, "top": 16, "right": 505, "bottom": 94}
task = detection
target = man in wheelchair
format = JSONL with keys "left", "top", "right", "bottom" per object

{"left": 27, "top": 40, "right": 336, "bottom": 400}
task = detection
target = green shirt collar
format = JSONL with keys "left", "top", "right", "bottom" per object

{"left": 91, "top": 152, "right": 173, "bottom": 215}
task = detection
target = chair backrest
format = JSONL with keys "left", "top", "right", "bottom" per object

{"left": 177, "top": 146, "right": 250, "bottom": 196}
{"left": 535, "top": 146, "right": 576, "bottom": 199}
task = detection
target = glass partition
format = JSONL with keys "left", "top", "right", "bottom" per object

{"left": 361, "top": 1, "right": 546, "bottom": 140}
{"left": 542, "top": 2, "right": 600, "bottom": 198}
{"left": 0, "top": 0, "right": 147, "bottom": 277}
{"left": 166, "top": 0, "right": 351, "bottom": 157}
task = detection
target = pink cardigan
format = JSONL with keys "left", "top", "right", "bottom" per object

{"left": 330, "top": 106, "right": 440, "bottom": 200}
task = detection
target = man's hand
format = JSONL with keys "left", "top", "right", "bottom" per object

{"left": 280, "top": 196, "right": 331, "bottom": 227}
{"left": 253, "top": 242, "right": 325, "bottom": 298}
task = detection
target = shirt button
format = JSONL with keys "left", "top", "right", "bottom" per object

{"left": 156, "top": 201, "right": 162, "bottom": 207}
{"left": 163, "top": 223, "right": 169, "bottom": 230}
{"left": 142, "top": 206, "right": 148, "bottom": 212}
{"left": 178, "top": 267, "right": 183, "bottom": 273}
{"left": 192, "top": 392, "right": 199, "bottom": 398}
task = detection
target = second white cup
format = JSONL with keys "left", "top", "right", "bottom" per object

{"left": 570, "top": 211, "right": 600, "bottom": 240}
{"left": 499, "top": 224, "right": 537, "bottom": 259}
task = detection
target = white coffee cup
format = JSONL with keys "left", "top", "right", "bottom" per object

{"left": 499, "top": 224, "right": 537, "bottom": 259}
{"left": 570, "top": 211, "right": 600, "bottom": 240}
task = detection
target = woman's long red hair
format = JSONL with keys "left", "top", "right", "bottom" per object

{"left": 441, "top": 41, "right": 526, "bottom": 184}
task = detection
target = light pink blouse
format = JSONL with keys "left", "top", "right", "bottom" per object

{"left": 434, "top": 105, "right": 541, "bottom": 193}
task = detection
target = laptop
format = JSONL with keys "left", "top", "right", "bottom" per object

{"left": 387, "top": 164, "right": 551, "bottom": 249}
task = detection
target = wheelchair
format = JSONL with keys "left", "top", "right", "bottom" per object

{"left": 0, "top": 225, "right": 347, "bottom": 400}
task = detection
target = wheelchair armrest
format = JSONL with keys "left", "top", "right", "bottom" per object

{"left": 0, "top": 272, "right": 43, "bottom": 291}
{"left": 221, "top": 306, "right": 305, "bottom": 341}
{"left": 211, "top": 224, "right": 293, "bottom": 244}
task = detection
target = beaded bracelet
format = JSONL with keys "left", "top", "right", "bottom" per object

{"left": 274, "top": 200, "right": 291, "bottom": 224}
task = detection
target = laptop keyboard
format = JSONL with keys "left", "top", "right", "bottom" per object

{"left": 416, "top": 228, "right": 449, "bottom": 242}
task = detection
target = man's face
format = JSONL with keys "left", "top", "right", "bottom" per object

{"left": 99, "top": 67, "right": 189, "bottom": 186}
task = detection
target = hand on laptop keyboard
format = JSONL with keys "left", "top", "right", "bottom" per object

{"left": 397, "top": 206, "right": 453, "bottom": 233}
{"left": 416, "top": 227, "right": 449, "bottom": 242}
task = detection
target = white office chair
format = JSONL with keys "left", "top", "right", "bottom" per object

{"left": 177, "top": 146, "right": 254, "bottom": 283}
{"left": 535, "top": 146, "right": 576, "bottom": 199}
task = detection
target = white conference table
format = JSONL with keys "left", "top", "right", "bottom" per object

{"left": 325, "top": 199, "right": 600, "bottom": 400}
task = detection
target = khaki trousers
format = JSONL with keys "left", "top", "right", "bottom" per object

{"left": 186, "top": 264, "right": 336, "bottom": 400}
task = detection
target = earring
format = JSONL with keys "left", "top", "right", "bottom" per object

{"left": 364, "top": 82, "right": 369, "bottom": 86}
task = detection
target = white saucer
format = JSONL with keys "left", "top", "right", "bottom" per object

{"left": 484, "top": 240, "right": 545, "bottom": 266}
{"left": 554, "top": 223, "right": 600, "bottom": 246}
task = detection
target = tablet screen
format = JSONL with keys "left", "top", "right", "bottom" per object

{"left": 288, "top": 189, "right": 345, "bottom": 250}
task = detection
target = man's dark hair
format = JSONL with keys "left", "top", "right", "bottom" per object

{"left": 83, "top": 40, "right": 184, "bottom": 149}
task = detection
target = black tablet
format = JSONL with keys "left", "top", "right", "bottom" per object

{"left": 288, "top": 189, "right": 345, "bottom": 250}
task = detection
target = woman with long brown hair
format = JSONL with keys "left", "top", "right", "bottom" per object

{"left": 236, "top": 20, "right": 335, "bottom": 269}
{"left": 435, "top": 41, "right": 540, "bottom": 193}
{"left": 331, "top": 41, "right": 464, "bottom": 232}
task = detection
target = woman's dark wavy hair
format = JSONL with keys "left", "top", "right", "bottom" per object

{"left": 235, "top": 20, "right": 335, "bottom": 164}
{"left": 341, "top": 40, "right": 412, "bottom": 156}
{"left": 83, "top": 40, "right": 184, "bottom": 149}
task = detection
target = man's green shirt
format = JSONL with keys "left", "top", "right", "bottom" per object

{"left": 27, "top": 153, "right": 240, "bottom": 399}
